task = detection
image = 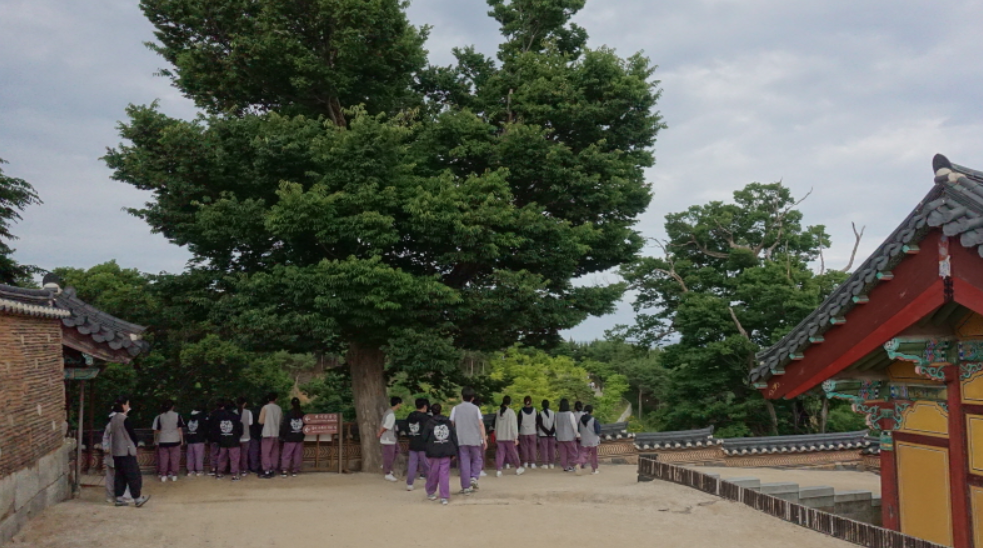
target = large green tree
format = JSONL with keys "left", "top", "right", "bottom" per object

{"left": 619, "top": 183, "right": 850, "bottom": 436}
{"left": 108, "top": 0, "right": 663, "bottom": 469}
{"left": 0, "top": 158, "right": 42, "bottom": 285}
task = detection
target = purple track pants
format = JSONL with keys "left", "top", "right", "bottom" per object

{"left": 186, "top": 443, "right": 205, "bottom": 473}
{"left": 218, "top": 446, "right": 241, "bottom": 475}
{"left": 538, "top": 437, "right": 556, "bottom": 466}
{"left": 580, "top": 445, "right": 599, "bottom": 471}
{"left": 558, "top": 440, "right": 578, "bottom": 469}
{"left": 495, "top": 440, "right": 521, "bottom": 471}
{"left": 458, "top": 445, "right": 483, "bottom": 489}
{"left": 426, "top": 457, "right": 451, "bottom": 500}
{"left": 519, "top": 434, "right": 537, "bottom": 464}
{"left": 210, "top": 442, "right": 221, "bottom": 472}
{"left": 261, "top": 437, "right": 280, "bottom": 473}
{"left": 281, "top": 441, "right": 304, "bottom": 473}
{"left": 157, "top": 445, "right": 181, "bottom": 477}
{"left": 381, "top": 444, "right": 398, "bottom": 475}
{"left": 406, "top": 450, "right": 430, "bottom": 485}
{"left": 240, "top": 442, "right": 251, "bottom": 474}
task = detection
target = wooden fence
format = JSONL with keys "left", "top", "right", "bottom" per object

{"left": 637, "top": 456, "right": 943, "bottom": 548}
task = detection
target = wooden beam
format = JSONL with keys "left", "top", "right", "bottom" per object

{"left": 779, "top": 280, "right": 946, "bottom": 399}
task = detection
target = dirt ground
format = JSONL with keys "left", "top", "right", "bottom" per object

{"left": 688, "top": 466, "right": 882, "bottom": 494}
{"left": 13, "top": 466, "right": 859, "bottom": 548}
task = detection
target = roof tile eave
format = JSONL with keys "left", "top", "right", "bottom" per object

{"left": 752, "top": 176, "right": 951, "bottom": 386}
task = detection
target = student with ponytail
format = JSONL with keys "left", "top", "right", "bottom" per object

{"left": 555, "top": 399, "right": 578, "bottom": 472}
{"left": 279, "top": 398, "right": 305, "bottom": 477}
{"left": 493, "top": 396, "right": 523, "bottom": 477}
{"left": 577, "top": 405, "right": 602, "bottom": 474}
{"left": 517, "top": 396, "right": 538, "bottom": 469}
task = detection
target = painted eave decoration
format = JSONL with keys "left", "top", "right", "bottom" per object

{"left": 753, "top": 154, "right": 983, "bottom": 397}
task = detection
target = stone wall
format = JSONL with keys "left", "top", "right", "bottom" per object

{"left": 0, "top": 440, "right": 73, "bottom": 545}
{"left": 637, "top": 457, "right": 943, "bottom": 548}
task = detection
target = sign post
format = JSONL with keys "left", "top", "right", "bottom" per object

{"left": 65, "top": 367, "right": 100, "bottom": 495}
{"left": 302, "top": 414, "right": 340, "bottom": 472}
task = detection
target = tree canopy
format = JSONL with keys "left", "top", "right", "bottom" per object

{"left": 108, "top": 0, "right": 664, "bottom": 468}
{"left": 618, "top": 182, "right": 860, "bottom": 436}
{"left": 0, "top": 158, "right": 42, "bottom": 285}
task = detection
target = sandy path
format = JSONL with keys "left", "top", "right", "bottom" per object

{"left": 688, "top": 466, "right": 882, "bottom": 495}
{"left": 13, "top": 466, "right": 858, "bottom": 548}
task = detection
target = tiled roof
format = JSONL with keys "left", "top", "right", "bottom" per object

{"left": 599, "top": 421, "right": 634, "bottom": 440}
{"left": 719, "top": 430, "right": 871, "bottom": 455}
{"left": 752, "top": 154, "right": 982, "bottom": 385}
{"left": 56, "top": 287, "right": 150, "bottom": 358}
{"left": 0, "top": 284, "right": 70, "bottom": 319}
{"left": 634, "top": 426, "right": 717, "bottom": 450}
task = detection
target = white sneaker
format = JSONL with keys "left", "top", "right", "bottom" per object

{"left": 531, "top": 464, "right": 537, "bottom": 469}
{"left": 196, "top": 472, "right": 203, "bottom": 477}
{"left": 479, "top": 470, "right": 487, "bottom": 477}
{"left": 406, "top": 484, "right": 414, "bottom": 491}
{"left": 516, "top": 467, "right": 525, "bottom": 476}
{"left": 159, "top": 476, "right": 167, "bottom": 483}
{"left": 169, "top": 475, "right": 177, "bottom": 482}
{"left": 496, "top": 470, "right": 503, "bottom": 477}
{"left": 592, "top": 470, "right": 599, "bottom": 475}
{"left": 549, "top": 464, "right": 555, "bottom": 469}
{"left": 186, "top": 471, "right": 193, "bottom": 477}
{"left": 505, "top": 463, "right": 511, "bottom": 469}
{"left": 384, "top": 474, "right": 398, "bottom": 482}
{"left": 440, "top": 498, "right": 449, "bottom": 505}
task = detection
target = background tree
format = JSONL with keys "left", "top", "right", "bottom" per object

{"left": 618, "top": 183, "right": 862, "bottom": 436}
{"left": 109, "top": 0, "right": 662, "bottom": 469}
{"left": 0, "top": 158, "right": 42, "bottom": 285}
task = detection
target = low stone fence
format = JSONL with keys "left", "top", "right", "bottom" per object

{"left": 637, "top": 457, "right": 939, "bottom": 548}
{"left": 0, "top": 440, "right": 73, "bottom": 545}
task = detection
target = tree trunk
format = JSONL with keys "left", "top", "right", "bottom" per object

{"left": 820, "top": 397, "right": 829, "bottom": 434}
{"left": 638, "top": 390, "right": 643, "bottom": 422}
{"left": 764, "top": 399, "right": 779, "bottom": 436}
{"left": 347, "top": 341, "right": 387, "bottom": 474}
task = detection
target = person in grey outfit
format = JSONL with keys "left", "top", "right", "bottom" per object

{"left": 110, "top": 398, "right": 150, "bottom": 507}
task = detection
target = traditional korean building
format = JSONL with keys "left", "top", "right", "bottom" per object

{"left": 0, "top": 277, "right": 147, "bottom": 544}
{"left": 754, "top": 154, "right": 983, "bottom": 548}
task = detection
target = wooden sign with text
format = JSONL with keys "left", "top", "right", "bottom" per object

{"left": 302, "top": 413, "right": 339, "bottom": 435}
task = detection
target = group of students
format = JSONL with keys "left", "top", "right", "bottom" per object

{"left": 101, "top": 392, "right": 313, "bottom": 507}
{"left": 377, "top": 388, "right": 602, "bottom": 506}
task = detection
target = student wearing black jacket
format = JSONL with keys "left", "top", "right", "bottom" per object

{"left": 212, "top": 400, "right": 244, "bottom": 480}
{"left": 184, "top": 404, "right": 208, "bottom": 476}
{"left": 405, "top": 398, "right": 431, "bottom": 491}
{"left": 207, "top": 400, "right": 224, "bottom": 476}
{"left": 422, "top": 404, "right": 458, "bottom": 505}
{"left": 279, "top": 398, "right": 305, "bottom": 477}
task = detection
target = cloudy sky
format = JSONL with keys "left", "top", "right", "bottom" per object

{"left": 1, "top": 0, "right": 981, "bottom": 341}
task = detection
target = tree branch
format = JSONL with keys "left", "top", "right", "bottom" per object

{"left": 840, "top": 222, "right": 865, "bottom": 273}
{"left": 728, "top": 306, "right": 749, "bottom": 340}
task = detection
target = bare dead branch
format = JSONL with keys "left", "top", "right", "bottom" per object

{"left": 651, "top": 239, "right": 690, "bottom": 292}
{"left": 840, "top": 222, "right": 866, "bottom": 273}
{"left": 728, "top": 306, "right": 750, "bottom": 340}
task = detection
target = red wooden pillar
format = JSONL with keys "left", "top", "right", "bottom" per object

{"left": 880, "top": 440, "right": 901, "bottom": 531}
{"left": 946, "top": 366, "right": 973, "bottom": 548}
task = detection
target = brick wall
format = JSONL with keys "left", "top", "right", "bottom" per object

{"left": 0, "top": 313, "right": 65, "bottom": 478}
